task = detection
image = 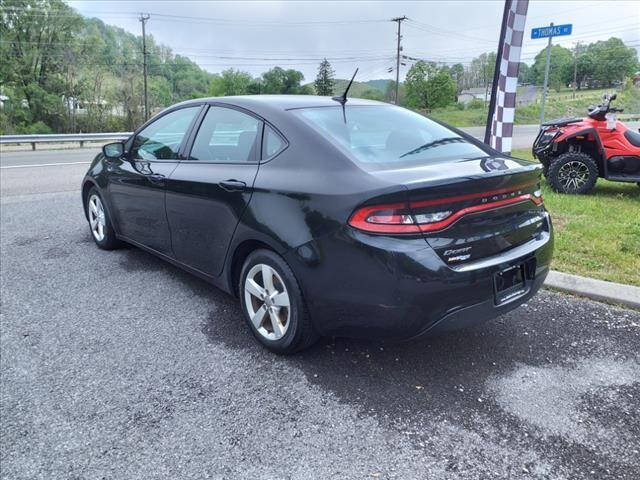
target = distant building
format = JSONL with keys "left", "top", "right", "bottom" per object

{"left": 457, "top": 87, "right": 490, "bottom": 104}
{"left": 63, "top": 96, "right": 124, "bottom": 117}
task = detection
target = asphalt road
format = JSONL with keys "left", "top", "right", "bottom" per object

{"left": 1, "top": 154, "right": 639, "bottom": 479}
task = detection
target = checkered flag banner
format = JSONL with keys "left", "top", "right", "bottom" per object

{"left": 489, "top": 0, "right": 529, "bottom": 153}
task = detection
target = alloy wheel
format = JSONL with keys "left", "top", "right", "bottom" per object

{"left": 558, "top": 161, "right": 589, "bottom": 191}
{"left": 88, "top": 194, "right": 106, "bottom": 242}
{"left": 244, "top": 263, "right": 291, "bottom": 341}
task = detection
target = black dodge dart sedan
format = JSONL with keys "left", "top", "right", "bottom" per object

{"left": 82, "top": 95, "right": 553, "bottom": 354}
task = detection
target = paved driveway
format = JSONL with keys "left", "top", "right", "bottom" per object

{"left": 1, "top": 152, "right": 639, "bottom": 479}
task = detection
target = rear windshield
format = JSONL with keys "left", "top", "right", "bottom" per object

{"left": 294, "top": 105, "right": 489, "bottom": 170}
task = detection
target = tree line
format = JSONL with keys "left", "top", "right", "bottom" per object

{"left": 1, "top": 0, "right": 213, "bottom": 133}
{"left": 1, "top": 0, "right": 637, "bottom": 134}
{"left": 520, "top": 38, "right": 638, "bottom": 91}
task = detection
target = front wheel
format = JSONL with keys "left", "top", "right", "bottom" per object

{"left": 239, "top": 249, "right": 318, "bottom": 354}
{"left": 86, "top": 188, "right": 121, "bottom": 250}
{"left": 547, "top": 152, "right": 599, "bottom": 194}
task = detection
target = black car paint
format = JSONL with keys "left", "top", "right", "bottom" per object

{"left": 83, "top": 95, "right": 553, "bottom": 340}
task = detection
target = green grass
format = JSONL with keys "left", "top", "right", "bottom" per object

{"left": 428, "top": 86, "right": 640, "bottom": 127}
{"left": 512, "top": 148, "right": 640, "bottom": 286}
{"left": 428, "top": 105, "right": 489, "bottom": 127}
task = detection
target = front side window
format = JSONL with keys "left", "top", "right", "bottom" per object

{"left": 294, "top": 105, "right": 489, "bottom": 170}
{"left": 190, "top": 107, "right": 261, "bottom": 163}
{"left": 132, "top": 106, "right": 200, "bottom": 160}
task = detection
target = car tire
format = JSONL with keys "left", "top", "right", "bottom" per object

{"left": 86, "top": 187, "right": 121, "bottom": 250}
{"left": 239, "top": 249, "right": 318, "bottom": 354}
{"left": 547, "top": 152, "right": 599, "bottom": 194}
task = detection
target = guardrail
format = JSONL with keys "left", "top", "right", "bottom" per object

{"left": 0, "top": 132, "right": 132, "bottom": 150}
{"left": 0, "top": 131, "right": 249, "bottom": 150}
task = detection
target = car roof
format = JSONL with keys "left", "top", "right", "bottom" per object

{"left": 176, "top": 95, "right": 387, "bottom": 113}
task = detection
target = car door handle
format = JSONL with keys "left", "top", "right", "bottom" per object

{"left": 147, "top": 173, "right": 166, "bottom": 184}
{"left": 219, "top": 179, "right": 247, "bottom": 192}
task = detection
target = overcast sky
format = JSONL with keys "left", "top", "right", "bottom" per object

{"left": 67, "top": 0, "right": 640, "bottom": 81}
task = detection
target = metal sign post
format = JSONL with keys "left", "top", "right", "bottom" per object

{"left": 540, "top": 23, "right": 553, "bottom": 125}
{"left": 531, "top": 23, "right": 572, "bottom": 124}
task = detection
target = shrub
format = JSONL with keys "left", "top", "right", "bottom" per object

{"left": 467, "top": 98, "right": 486, "bottom": 110}
{"left": 19, "top": 121, "right": 52, "bottom": 134}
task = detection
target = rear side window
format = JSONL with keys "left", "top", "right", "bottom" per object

{"left": 262, "top": 125, "right": 285, "bottom": 159}
{"left": 294, "top": 105, "right": 489, "bottom": 170}
{"left": 132, "top": 106, "right": 200, "bottom": 160}
{"left": 190, "top": 107, "right": 260, "bottom": 163}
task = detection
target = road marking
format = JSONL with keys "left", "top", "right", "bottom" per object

{"left": 0, "top": 161, "right": 91, "bottom": 169}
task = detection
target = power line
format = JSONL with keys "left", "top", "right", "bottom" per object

{"left": 405, "top": 19, "right": 498, "bottom": 45}
{"left": 0, "top": 7, "right": 388, "bottom": 26}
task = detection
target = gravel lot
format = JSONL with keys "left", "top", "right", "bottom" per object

{"left": 1, "top": 151, "right": 639, "bottom": 479}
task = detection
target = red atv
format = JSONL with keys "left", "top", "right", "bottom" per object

{"left": 533, "top": 93, "right": 640, "bottom": 194}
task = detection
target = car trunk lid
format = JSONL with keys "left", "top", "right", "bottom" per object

{"left": 368, "top": 156, "right": 547, "bottom": 266}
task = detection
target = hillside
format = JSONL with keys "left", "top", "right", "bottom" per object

{"left": 305, "top": 78, "right": 392, "bottom": 98}
{"left": 332, "top": 78, "right": 391, "bottom": 95}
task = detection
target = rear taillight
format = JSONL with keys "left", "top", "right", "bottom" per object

{"left": 349, "top": 181, "right": 543, "bottom": 234}
{"left": 348, "top": 202, "right": 420, "bottom": 233}
{"left": 414, "top": 194, "right": 541, "bottom": 232}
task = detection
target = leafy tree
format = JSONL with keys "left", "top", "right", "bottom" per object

{"left": 517, "top": 63, "right": 531, "bottom": 84}
{"left": 314, "top": 58, "right": 335, "bottom": 96}
{"left": 465, "top": 52, "right": 496, "bottom": 90}
{"left": 405, "top": 61, "right": 431, "bottom": 108}
{"left": 571, "top": 43, "right": 593, "bottom": 90}
{"left": 426, "top": 71, "right": 457, "bottom": 109}
{"left": 405, "top": 60, "right": 455, "bottom": 110}
{"left": 384, "top": 80, "right": 405, "bottom": 105}
{"left": 585, "top": 37, "right": 638, "bottom": 87}
{"left": 531, "top": 45, "right": 573, "bottom": 90}
{"left": 208, "top": 69, "right": 253, "bottom": 96}
{"left": 449, "top": 63, "right": 465, "bottom": 93}
{"left": 261, "top": 67, "right": 306, "bottom": 94}
{"left": 0, "top": 0, "right": 84, "bottom": 130}
{"left": 149, "top": 76, "right": 172, "bottom": 109}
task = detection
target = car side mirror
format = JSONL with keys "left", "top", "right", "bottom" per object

{"left": 103, "top": 141, "right": 125, "bottom": 159}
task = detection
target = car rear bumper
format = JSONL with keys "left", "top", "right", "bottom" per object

{"left": 411, "top": 266, "right": 547, "bottom": 337}
{"left": 285, "top": 213, "right": 554, "bottom": 340}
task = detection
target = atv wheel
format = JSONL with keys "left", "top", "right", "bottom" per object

{"left": 547, "top": 152, "right": 598, "bottom": 194}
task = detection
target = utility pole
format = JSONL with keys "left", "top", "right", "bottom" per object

{"left": 139, "top": 13, "right": 150, "bottom": 122}
{"left": 539, "top": 22, "right": 553, "bottom": 125}
{"left": 392, "top": 16, "right": 407, "bottom": 105}
{"left": 572, "top": 41, "right": 581, "bottom": 99}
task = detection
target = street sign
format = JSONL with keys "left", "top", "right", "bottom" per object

{"left": 531, "top": 24, "right": 572, "bottom": 39}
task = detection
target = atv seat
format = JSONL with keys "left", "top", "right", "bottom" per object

{"left": 624, "top": 129, "right": 640, "bottom": 147}
{"left": 541, "top": 117, "right": 583, "bottom": 127}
